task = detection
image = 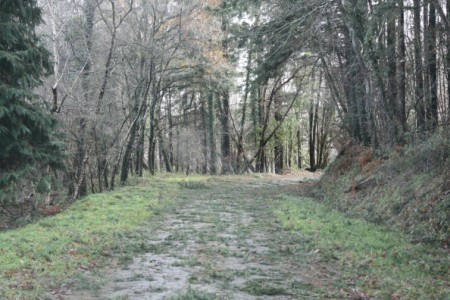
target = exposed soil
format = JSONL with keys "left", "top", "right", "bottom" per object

{"left": 65, "top": 175, "right": 330, "bottom": 299}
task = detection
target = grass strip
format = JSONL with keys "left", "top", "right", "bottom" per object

{"left": 273, "top": 195, "right": 449, "bottom": 299}
{"left": 0, "top": 179, "right": 178, "bottom": 299}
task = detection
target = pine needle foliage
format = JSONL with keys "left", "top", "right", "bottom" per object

{"left": 0, "top": 0, "right": 64, "bottom": 204}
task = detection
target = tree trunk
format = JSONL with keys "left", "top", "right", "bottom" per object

{"left": 414, "top": 0, "right": 426, "bottom": 130}
{"left": 167, "top": 94, "right": 174, "bottom": 169}
{"left": 220, "top": 1, "right": 232, "bottom": 174}
{"left": 221, "top": 92, "right": 232, "bottom": 173}
{"left": 288, "top": 131, "right": 293, "bottom": 168}
{"left": 273, "top": 136, "right": 283, "bottom": 174}
{"left": 72, "top": 0, "right": 96, "bottom": 200}
{"left": 157, "top": 121, "right": 172, "bottom": 173}
{"left": 135, "top": 118, "right": 146, "bottom": 177}
{"left": 447, "top": 0, "right": 450, "bottom": 123}
{"left": 427, "top": 1, "right": 439, "bottom": 130}
{"left": 207, "top": 92, "right": 217, "bottom": 175}
{"left": 398, "top": 0, "right": 407, "bottom": 134}
{"left": 255, "top": 85, "right": 266, "bottom": 173}
{"left": 200, "top": 94, "right": 209, "bottom": 174}
{"left": 148, "top": 94, "right": 158, "bottom": 175}
{"left": 387, "top": 6, "right": 399, "bottom": 140}
{"left": 256, "top": 146, "right": 266, "bottom": 173}
{"left": 120, "top": 120, "right": 137, "bottom": 184}
{"left": 297, "top": 128, "right": 302, "bottom": 169}
{"left": 423, "top": 3, "right": 431, "bottom": 129}
{"left": 337, "top": 0, "right": 373, "bottom": 146}
{"left": 309, "top": 72, "right": 322, "bottom": 171}
{"left": 237, "top": 43, "right": 253, "bottom": 171}
{"left": 308, "top": 97, "right": 316, "bottom": 171}
{"left": 274, "top": 91, "right": 283, "bottom": 174}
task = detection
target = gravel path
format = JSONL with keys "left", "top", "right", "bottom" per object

{"left": 68, "top": 176, "right": 324, "bottom": 299}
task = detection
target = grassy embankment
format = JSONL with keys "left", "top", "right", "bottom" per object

{"left": 0, "top": 177, "right": 181, "bottom": 299}
{"left": 274, "top": 195, "right": 449, "bottom": 299}
{"left": 272, "top": 133, "right": 449, "bottom": 298}
{"left": 317, "top": 133, "right": 449, "bottom": 245}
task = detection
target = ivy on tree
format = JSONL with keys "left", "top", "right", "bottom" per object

{"left": 0, "top": 0, "right": 64, "bottom": 204}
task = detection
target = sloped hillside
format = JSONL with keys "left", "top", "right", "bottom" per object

{"left": 317, "top": 133, "right": 450, "bottom": 245}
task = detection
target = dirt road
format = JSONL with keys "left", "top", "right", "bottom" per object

{"left": 68, "top": 175, "right": 326, "bottom": 299}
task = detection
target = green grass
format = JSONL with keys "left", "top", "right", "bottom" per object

{"left": 178, "top": 180, "right": 209, "bottom": 190}
{"left": 169, "top": 287, "right": 216, "bottom": 300}
{"left": 0, "top": 178, "right": 179, "bottom": 299}
{"left": 319, "top": 135, "right": 450, "bottom": 244}
{"left": 273, "top": 195, "right": 449, "bottom": 299}
{"left": 1, "top": 174, "right": 447, "bottom": 299}
{"left": 242, "top": 279, "right": 287, "bottom": 296}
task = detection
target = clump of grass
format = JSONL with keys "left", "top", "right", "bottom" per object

{"left": 274, "top": 195, "right": 449, "bottom": 299}
{"left": 242, "top": 279, "right": 287, "bottom": 296}
{"left": 169, "top": 287, "right": 216, "bottom": 300}
{"left": 179, "top": 180, "right": 209, "bottom": 190}
{"left": 0, "top": 180, "right": 178, "bottom": 299}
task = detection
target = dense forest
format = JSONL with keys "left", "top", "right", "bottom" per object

{"left": 1, "top": 0, "right": 449, "bottom": 213}
{"left": 1, "top": 1, "right": 449, "bottom": 298}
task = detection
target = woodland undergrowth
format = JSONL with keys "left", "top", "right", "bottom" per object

{"left": 316, "top": 132, "right": 450, "bottom": 245}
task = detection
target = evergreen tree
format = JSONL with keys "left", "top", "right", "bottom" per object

{"left": 0, "top": 0, "right": 64, "bottom": 204}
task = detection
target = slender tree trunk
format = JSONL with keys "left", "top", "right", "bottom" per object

{"left": 237, "top": 44, "right": 253, "bottom": 171}
{"left": 135, "top": 119, "right": 146, "bottom": 177}
{"left": 313, "top": 101, "right": 319, "bottom": 167}
{"left": 176, "top": 125, "right": 181, "bottom": 172}
{"left": 200, "top": 94, "right": 209, "bottom": 174}
{"left": 387, "top": 6, "right": 398, "bottom": 132}
{"left": 251, "top": 85, "right": 259, "bottom": 148}
{"left": 48, "top": 0, "right": 63, "bottom": 115}
{"left": 309, "top": 72, "right": 322, "bottom": 171}
{"left": 148, "top": 94, "right": 158, "bottom": 175}
{"left": 221, "top": 92, "right": 231, "bottom": 173}
{"left": 72, "top": 0, "right": 96, "bottom": 199}
{"left": 317, "top": 108, "right": 325, "bottom": 169}
{"left": 120, "top": 120, "right": 137, "bottom": 184}
{"left": 424, "top": 3, "right": 431, "bottom": 127}
{"left": 157, "top": 121, "right": 172, "bottom": 173}
{"left": 428, "top": 1, "right": 439, "bottom": 130}
{"left": 318, "top": 106, "right": 332, "bottom": 169}
{"left": 297, "top": 128, "right": 302, "bottom": 169}
{"left": 134, "top": 104, "right": 145, "bottom": 176}
{"left": 220, "top": 1, "right": 231, "bottom": 173}
{"left": 288, "top": 131, "right": 293, "bottom": 168}
{"left": 167, "top": 95, "right": 174, "bottom": 168}
{"left": 93, "top": 135, "right": 103, "bottom": 193}
{"left": 414, "top": 0, "right": 426, "bottom": 130}
{"left": 207, "top": 92, "right": 217, "bottom": 175}
{"left": 447, "top": 0, "right": 450, "bottom": 122}
{"left": 309, "top": 97, "right": 316, "bottom": 171}
{"left": 345, "top": 55, "right": 363, "bottom": 141}
{"left": 398, "top": 0, "right": 407, "bottom": 134}
{"left": 134, "top": 109, "right": 144, "bottom": 177}
{"left": 121, "top": 81, "right": 144, "bottom": 183}
{"left": 256, "top": 86, "right": 266, "bottom": 173}
{"left": 274, "top": 92, "right": 283, "bottom": 174}
{"left": 256, "top": 145, "right": 266, "bottom": 173}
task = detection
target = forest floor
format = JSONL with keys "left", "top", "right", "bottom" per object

{"left": 1, "top": 174, "right": 448, "bottom": 299}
